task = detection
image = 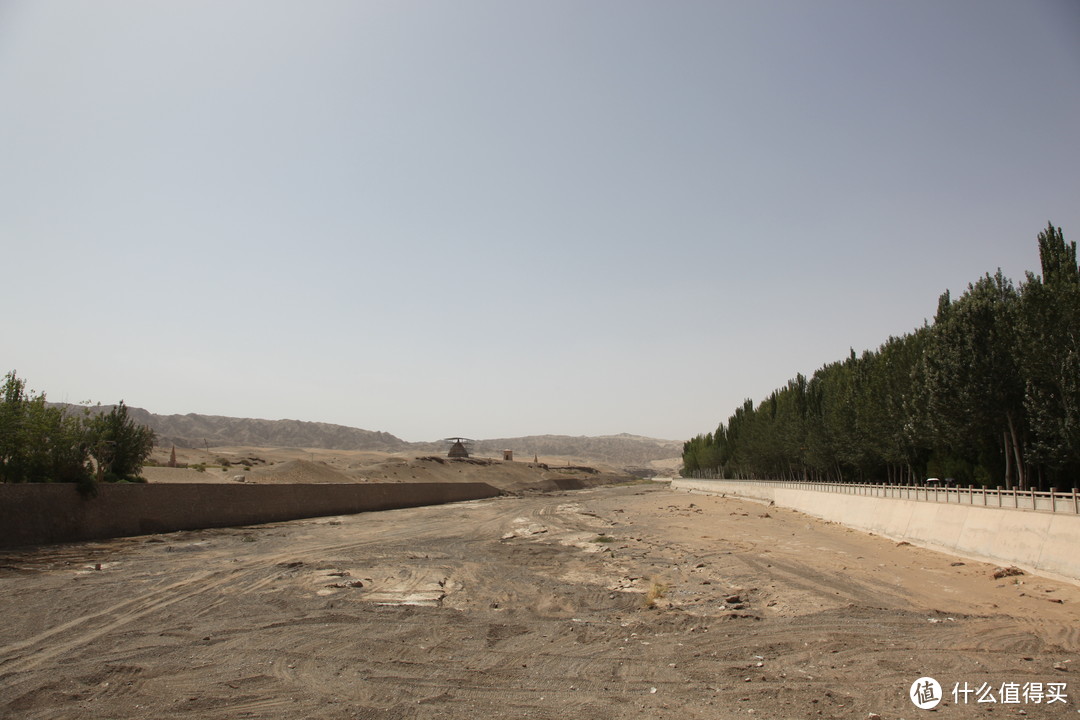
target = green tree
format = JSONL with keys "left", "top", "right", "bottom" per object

{"left": 923, "top": 272, "right": 1026, "bottom": 488}
{"left": 87, "top": 402, "right": 155, "bottom": 482}
{"left": 0, "top": 371, "right": 93, "bottom": 485}
{"left": 1018, "top": 223, "right": 1080, "bottom": 482}
{"left": 684, "top": 224, "right": 1077, "bottom": 488}
{"left": 1, "top": 372, "right": 156, "bottom": 486}
{"left": 0, "top": 371, "right": 42, "bottom": 483}
{"left": 0, "top": 371, "right": 29, "bottom": 482}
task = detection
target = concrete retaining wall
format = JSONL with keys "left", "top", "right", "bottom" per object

{"left": 672, "top": 479, "right": 1080, "bottom": 582}
{"left": 0, "top": 482, "right": 502, "bottom": 549}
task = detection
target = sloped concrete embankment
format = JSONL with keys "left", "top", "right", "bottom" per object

{"left": 0, "top": 482, "right": 501, "bottom": 549}
{"left": 672, "top": 479, "right": 1080, "bottom": 582}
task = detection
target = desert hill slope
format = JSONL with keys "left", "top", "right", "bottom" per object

{"left": 60, "top": 405, "right": 680, "bottom": 468}
{"left": 55, "top": 404, "right": 409, "bottom": 452}
{"left": 412, "top": 434, "right": 682, "bottom": 467}
{"left": 127, "top": 407, "right": 410, "bottom": 452}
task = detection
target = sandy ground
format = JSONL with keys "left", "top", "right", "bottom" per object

{"left": 1, "top": 484, "right": 1078, "bottom": 719}
{"left": 141, "top": 446, "right": 636, "bottom": 493}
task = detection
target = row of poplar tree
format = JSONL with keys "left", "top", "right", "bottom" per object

{"left": 0, "top": 371, "right": 155, "bottom": 491}
{"left": 682, "top": 223, "right": 1079, "bottom": 490}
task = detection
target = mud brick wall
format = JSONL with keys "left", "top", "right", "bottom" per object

{"left": 0, "top": 482, "right": 501, "bottom": 548}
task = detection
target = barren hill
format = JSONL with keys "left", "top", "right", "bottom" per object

{"left": 137, "top": 410, "right": 410, "bottom": 452}
{"left": 59, "top": 405, "right": 409, "bottom": 453}
{"left": 416, "top": 434, "right": 682, "bottom": 467}
{"left": 62, "top": 405, "right": 681, "bottom": 469}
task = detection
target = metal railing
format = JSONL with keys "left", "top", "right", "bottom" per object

{"left": 679, "top": 475, "right": 1080, "bottom": 515}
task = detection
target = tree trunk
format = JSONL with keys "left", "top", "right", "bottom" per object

{"left": 1006, "top": 413, "right": 1025, "bottom": 490}
{"left": 1003, "top": 431, "right": 1013, "bottom": 490}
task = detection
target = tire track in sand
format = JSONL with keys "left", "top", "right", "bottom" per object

{"left": 0, "top": 504, "right": 505, "bottom": 680}
{"left": 0, "top": 568, "right": 227, "bottom": 676}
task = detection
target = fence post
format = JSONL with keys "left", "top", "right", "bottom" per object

{"left": 1050, "top": 488, "right": 1056, "bottom": 513}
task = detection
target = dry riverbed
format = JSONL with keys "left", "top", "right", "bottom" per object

{"left": 1, "top": 484, "right": 1077, "bottom": 719}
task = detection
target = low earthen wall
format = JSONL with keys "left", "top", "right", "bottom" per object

{"left": 671, "top": 479, "right": 1080, "bottom": 582}
{"left": 0, "top": 482, "right": 502, "bottom": 548}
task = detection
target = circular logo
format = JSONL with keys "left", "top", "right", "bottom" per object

{"left": 910, "top": 677, "right": 942, "bottom": 709}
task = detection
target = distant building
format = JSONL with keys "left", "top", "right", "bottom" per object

{"left": 448, "top": 439, "right": 470, "bottom": 458}
{"left": 503, "top": 449, "right": 513, "bottom": 461}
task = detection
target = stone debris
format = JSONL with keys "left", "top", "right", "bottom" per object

{"left": 501, "top": 522, "right": 549, "bottom": 540}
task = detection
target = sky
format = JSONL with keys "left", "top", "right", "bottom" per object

{"left": 2, "top": 1, "right": 1079, "bottom": 443}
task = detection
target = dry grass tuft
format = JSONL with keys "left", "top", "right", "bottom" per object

{"left": 644, "top": 580, "right": 669, "bottom": 609}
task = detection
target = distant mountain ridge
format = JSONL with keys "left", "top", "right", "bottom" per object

{"left": 56, "top": 404, "right": 410, "bottom": 452}
{"left": 55, "top": 405, "right": 681, "bottom": 467}
{"left": 422, "top": 434, "right": 682, "bottom": 467}
{"left": 130, "top": 408, "right": 411, "bottom": 452}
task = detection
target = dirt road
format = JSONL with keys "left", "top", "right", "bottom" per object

{"left": 1, "top": 485, "right": 1077, "bottom": 719}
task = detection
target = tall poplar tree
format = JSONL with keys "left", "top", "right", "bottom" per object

{"left": 924, "top": 272, "right": 1026, "bottom": 487}
{"left": 1018, "top": 223, "right": 1080, "bottom": 479}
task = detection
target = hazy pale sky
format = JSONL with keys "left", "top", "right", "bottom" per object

{"left": 2, "top": 1, "right": 1078, "bottom": 442}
